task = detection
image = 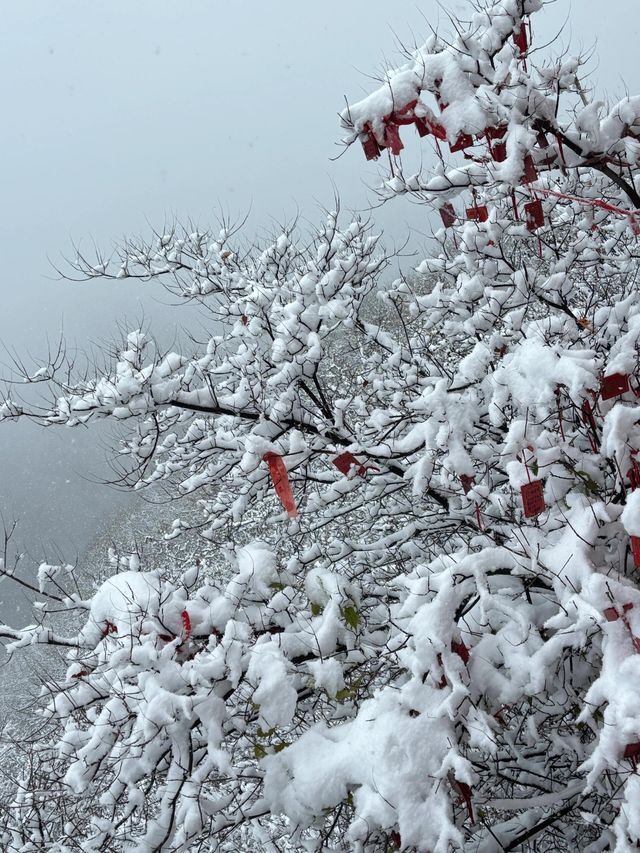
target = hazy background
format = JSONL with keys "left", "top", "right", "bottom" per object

{"left": 0, "top": 0, "right": 638, "bottom": 619}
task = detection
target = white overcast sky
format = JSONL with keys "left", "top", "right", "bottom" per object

{"left": 0, "top": 0, "right": 638, "bottom": 573}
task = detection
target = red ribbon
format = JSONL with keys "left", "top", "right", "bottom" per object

{"left": 263, "top": 452, "right": 298, "bottom": 519}
{"left": 181, "top": 609, "right": 192, "bottom": 639}
{"left": 534, "top": 187, "right": 640, "bottom": 230}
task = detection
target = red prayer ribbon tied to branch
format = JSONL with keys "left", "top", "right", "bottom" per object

{"left": 447, "top": 772, "right": 474, "bottom": 823}
{"left": 262, "top": 452, "right": 298, "bottom": 519}
{"left": 360, "top": 97, "right": 478, "bottom": 161}
{"left": 629, "top": 450, "right": 640, "bottom": 492}
{"left": 181, "top": 609, "right": 192, "bottom": 639}
{"left": 534, "top": 187, "right": 640, "bottom": 234}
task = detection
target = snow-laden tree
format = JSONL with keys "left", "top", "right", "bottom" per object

{"left": 5, "top": 0, "right": 640, "bottom": 849}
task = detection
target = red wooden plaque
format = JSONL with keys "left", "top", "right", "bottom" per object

{"left": 466, "top": 205, "right": 489, "bottom": 223}
{"left": 601, "top": 372, "right": 630, "bottom": 400}
{"left": 440, "top": 203, "right": 456, "bottom": 228}
{"left": 521, "top": 480, "right": 545, "bottom": 518}
{"left": 603, "top": 606, "right": 620, "bottom": 622}
{"left": 524, "top": 199, "right": 544, "bottom": 231}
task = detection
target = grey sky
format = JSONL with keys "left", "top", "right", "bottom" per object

{"left": 0, "top": 0, "right": 638, "bottom": 583}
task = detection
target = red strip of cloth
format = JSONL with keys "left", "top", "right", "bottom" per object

{"left": 263, "top": 452, "right": 298, "bottom": 518}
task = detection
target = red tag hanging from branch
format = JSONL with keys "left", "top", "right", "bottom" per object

{"left": 263, "top": 452, "right": 298, "bottom": 519}
{"left": 524, "top": 199, "right": 544, "bottom": 231}
{"left": 459, "top": 474, "right": 475, "bottom": 494}
{"left": 601, "top": 372, "right": 630, "bottom": 400}
{"left": 333, "top": 452, "right": 367, "bottom": 478}
{"left": 414, "top": 116, "right": 447, "bottom": 140}
{"left": 361, "top": 126, "right": 381, "bottom": 161}
{"left": 447, "top": 773, "right": 474, "bottom": 823}
{"left": 466, "top": 205, "right": 489, "bottom": 223}
{"left": 451, "top": 639, "right": 470, "bottom": 664}
{"left": 414, "top": 116, "right": 430, "bottom": 138}
{"left": 521, "top": 480, "right": 545, "bottom": 518}
{"left": 581, "top": 397, "right": 599, "bottom": 453}
{"left": 390, "top": 100, "right": 418, "bottom": 126}
{"left": 485, "top": 125, "right": 507, "bottom": 142}
{"left": 581, "top": 398, "right": 597, "bottom": 431}
{"left": 383, "top": 123, "right": 404, "bottom": 156}
{"left": 624, "top": 742, "right": 640, "bottom": 760}
{"left": 513, "top": 23, "right": 528, "bottom": 57}
{"left": 181, "top": 609, "right": 192, "bottom": 639}
{"left": 439, "top": 203, "right": 457, "bottom": 228}
{"left": 629, "top": 466, "right": 640, "bottom": 491}
{"left": 520, "top": 154, "right": 538, "bottom": 184}
{"left": 629, "top": 453, "right": 640, "bottom": 490}
{"left": 536, "top": 130, "right": 550, "bottom": 148}
{"left": 603, "top": 603, "right": 640, "bottom": 653}
{"left": 603, "top": 602, "right": 633, "bottom": 622}
{"left": 490, "top": 141, "right": 507, "bottom": 162}
{"left": 449, "top": 133, "right": 473, "bottom": 153}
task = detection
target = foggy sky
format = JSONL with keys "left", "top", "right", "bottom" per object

{"left": 0, "top": 0, "right": 638, "bottom": 580}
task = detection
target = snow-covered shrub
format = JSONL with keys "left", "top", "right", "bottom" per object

{"left": 5, "top": 1, "right": 640, "bottom": 849}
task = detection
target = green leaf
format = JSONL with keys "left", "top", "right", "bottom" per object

{"left": 575, "top": 470, "right": 599, "bottom": 494}
{"left": 256, "top": 727, "right": 275, "bottom": 739}
{"left": 335, "top": 687, "right": 354, "bottom": 701}
{"left": 335, "top": 678, "right": 363, "bottom": 702}
{"left": 310, "top": 602, "right": 322, "bottom": 617}
{"left": 273, "top": 741, "right": 289, "bottom": 753}
{"left": 254, "top": 744, "right": 267, "bottom": 759}
{"left": 343, "top": 605, "right": 360, "bottom": 630}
